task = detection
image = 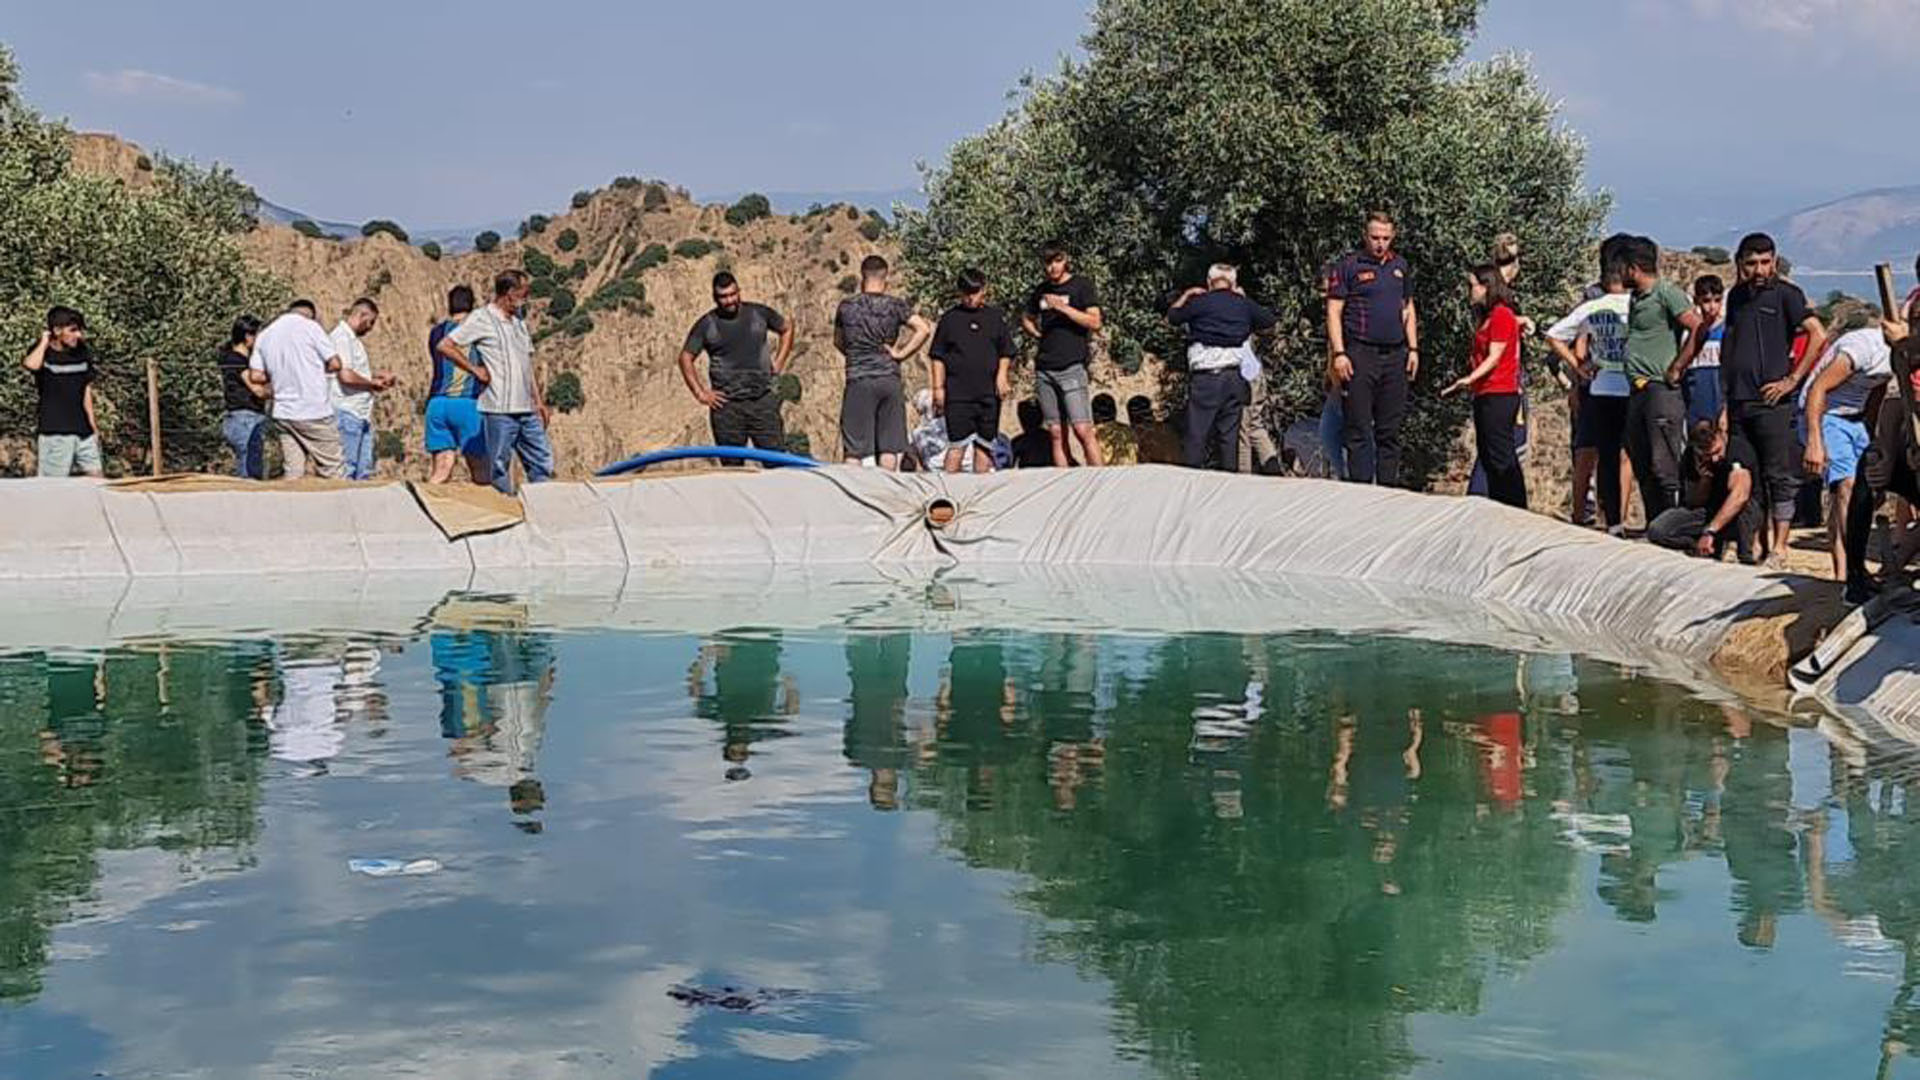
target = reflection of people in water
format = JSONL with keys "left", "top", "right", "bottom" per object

{"left": 1719, "top": 716, "right": 1803, "bottom": 949}
{"left": 1186, "top": 636, "right": 1263, "bottom": 821}
{"left": 936, "top": 630, "right": 1020, "bottom": 810}
{"left": 689, "top": 632, "right": 798, "bottom": 782}
{"left": 1327, "top": 707, "right": 1424, "bottom": 895}
{"left": 844, "top": 633, "right": 912, "bottom": 811}
{"left": 37, "top": 658, "right": 106, "bottom": 788}
{"left": 429, "top": 594, "right": 555, "bottom": 830}
{"left": 266, "top": 652, "right": 346, "bottom": 773}
{"left": 1034, "top": 634, "right": 1104, "bottom": 812}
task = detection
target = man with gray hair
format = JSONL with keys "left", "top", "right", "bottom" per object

{"left": 1169, "top": 264, "right": 1277, "bottom": 470}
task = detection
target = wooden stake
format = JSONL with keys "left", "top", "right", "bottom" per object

{"left": 146, "top": 357, "right": 162, "bottom": 476}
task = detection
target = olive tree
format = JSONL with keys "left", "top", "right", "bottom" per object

{"left": 0, "top": 45, "right": 285, "bottom": 475}
{"left": 900, "top": 0, "right": 1606, "bottom": 486}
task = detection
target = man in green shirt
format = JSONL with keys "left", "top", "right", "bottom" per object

{"left": 1621, "top": 237, "right": 1703, "bottom": 520}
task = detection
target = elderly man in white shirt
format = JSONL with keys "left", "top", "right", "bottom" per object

{"left": 249, "top": 300, "right": 385, "bottom": 479}
{"left": 327, "top": 298, "right": 396, "bottom": 480}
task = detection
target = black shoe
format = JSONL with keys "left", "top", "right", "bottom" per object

{"left": 1844, "top": 579, "right": 1879, "bottom": 607}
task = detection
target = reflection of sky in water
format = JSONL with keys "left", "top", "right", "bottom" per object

{"left": 2, "top": 610, "right": 1919, "bottom": 1079}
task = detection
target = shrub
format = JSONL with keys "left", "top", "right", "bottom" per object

{"left": 529, "top": 276, "right": 556, "bottom": 300}
{"left": 858, "top": 214, "right": 887, "bottom": 242}
{"left": 585, "top": 278, "right": 646, "bottom": 313}
{"left": 291, "top": 219, "right": 323, "bottom": 239}
{"left": 726, "top": 193, "right": 772, "bottom": 227}
{"left": 612, "top": 175, "right": 643, "bottom": 190}
{"left": 420, "top": 241, "right": 443, "bottom": 261}
{"left": 782, "top": 433, "right": 812, "bottom": 458}
{"left": 556, "top": 228, "right": 579, "bottom": 251}
{"left": 570, "top": 190, "right": 593, "bottom": 210}
{"left": 628, "top": 242, "right": 670, "bottom": 274}
{"left": 837, "top": 275, "right": 859, "bottom": 294}
{"left": 547, "top": 287, "right": 577, "bottom": 318}
{"left": 642, "top": 184, "right": 670, "bottom": 211}
{"left": 474, "top": 229, "right": 501, "bottom": 253}
{"left": 805, "top": 202, "right": 826, "bottom": 217}
{"left": 522, "top": 247, "right": 557, "bottom": 279}
{"left": 375, "top": 430, "right": 406, "bottom": 462}
{"left": 361, "top": 218, "right": 409, "bottom": 243}
{"left": 674, "top": 238, "right": 719, "bottom": 259}
{"left": 518, "top": 213, "right": 550, "bottom": 239}
{"left": 1691, "top": 245, "right": 1731, "bottom": 264}
{"left": 569, "top": 258, "right": 588, "bottom": 279}
{"left": 559, "top": 311, "right": 594, "bottom": 337}
{"left": 773, "top": 373, "right": 803, "bottom": 403}
{"left": 134, "top": 154, "right": 153, "bottom": 171}
{"left": 546, "top": 371, "right": 586, "bottom": 413}
{"left": 364, "top": 268, "right": 394, "bottom": 295}
{"left": 845, "top": 206, "right": 860, "bottom": 221}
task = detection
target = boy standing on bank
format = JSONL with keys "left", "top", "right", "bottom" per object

{"left": 22, "top": 306, "right": 104, "bottom": 477}
{"left": 1023, "top": 241, "right": 1106, "bottom": 467}
{"left": 930, "top": 268, "right": 1014, "bottom": 473}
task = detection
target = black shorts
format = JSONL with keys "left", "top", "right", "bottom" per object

{"left": 711, "top": 393, "right": 785, "bottom": 454}
{"left": 840, "top": 377, "right": 907, "bottom": 458}
{"left": 944, "top": 397, "right": 1001, "bottom": 444}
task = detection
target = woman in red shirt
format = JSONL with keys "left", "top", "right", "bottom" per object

{"left": 1445, "top": 264, "right": 1527, "bottom": 509}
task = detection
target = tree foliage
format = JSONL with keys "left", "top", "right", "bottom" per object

{"left": 545, "top": 370, "right": 585, "bottom": 413}
{"left": 0, "top": 47, "right": 286, "bottom": 474}
{"left": 291, "top": 219, "right": 323, "bottom": 239}
{"left": 360, "top": 218, "right": 408, "bottom": 243}
{"left": 726, "top": 193, "right": 772, "bottom": 227}
{"left": 899, "top": 0, "right": 1606, "bottom": 486}
{"left": 420, "top": 240, "right": 443, "bottom": 261}
{"left": 570, "top": 189, "right": 593, "bottom": 210}
{"left": 556, "top": 227, "right": 579, "bottom": 252}
{"left": 474, "top": 229, "right": 501, "bottom": 253}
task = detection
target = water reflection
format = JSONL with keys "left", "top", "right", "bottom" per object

{"left": 3, "top": 595, "right": 1920, "bottom": 1077}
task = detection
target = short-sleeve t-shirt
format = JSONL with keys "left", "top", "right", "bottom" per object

{"left": 1682, "top": 432, "right": 1759, "bottom": 513}
{"left": 834, "top": 293, "right": 914, "bottom": 382}
{"left": 251, "top": 313, "right": 341, "bottom": 422}
{"left": 1026, "top": 275, "right": 1101, "bottom": 372}
{"left": 1625, "top": 280, "right": 1693, "bottom": 383}
{"left": 930, "top": 304, "right": 1014, "bottom": 401}
{"left": 1799, "top": 328, "right": 1893, "bottom": 419}
{"left": 1326, "top": 250, "right": 1413, "bottom": 346}
{"left": 1472, "top": 304, "right": 1522, "bottom": 396}
{"left": 1722, "top": 278, "right": 1812, "bottom": 403}
{"left": 684, "top": 302, "right": 787, "bottom": 400}
{"left": 1546, "top": 292, "right": 1632, "bottom": 397}
{"left": 217, "top": 348, "right": 261, "bottom": 414}
{"left": 448, "top": 304, "right": 537, "bottom": 414}
{"left": 35, "top": 345, "right": 95, "bottom": 436}
{"left": 328, "top": 321, "right": 375, "bottom": 421}
{"left": 428, "top": 319, "right": 484, "bottom": 401}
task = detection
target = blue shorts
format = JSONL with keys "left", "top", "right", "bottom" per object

{"left": 1806, "top": 411, "right": 1870, "bottom": 489}
{"left": 425, "top": 397, "right": 485, "bottom": 456}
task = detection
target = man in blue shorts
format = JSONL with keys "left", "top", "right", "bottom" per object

{"left": 1800, "top": 326, "right": 1893, "bottom": 581}
{"left": 425, "top": 285, "right": 490, "bottom": 484}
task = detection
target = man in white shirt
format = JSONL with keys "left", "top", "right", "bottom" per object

{"left": 249, "top": 300, "right": 384, "bottom": 479}
{"left": 327, "top": 298, "right": 396, "bottom": 480}
{"left": 1801, "top": 326, "right": 1894, "bottom": 581}
{"left": 438, "top": 270, "right": 552, "bottom": 494}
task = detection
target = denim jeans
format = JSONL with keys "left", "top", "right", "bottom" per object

{"left": 222, "top": 410, "right": 268, "bottom": 479}
{"left": 335, "top": 410, "right": 375, "bottom": 481}
{"left": 483, "top": 412, "right": 555, "bottom": 494}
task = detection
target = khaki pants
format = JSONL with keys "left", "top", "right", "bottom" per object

{"left": 1237, "top": 370, "right": 1280, "bottom": 473}
{"left": 277, "top": 416, "right": 347, "bottom": 480}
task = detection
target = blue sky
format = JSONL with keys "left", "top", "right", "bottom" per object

{"left": 6, "top": 0, "right": 1914, "bottom": 241}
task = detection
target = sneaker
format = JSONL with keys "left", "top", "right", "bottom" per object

{"left": 1607, "top": 525, "right": 1626, "bottom": 539}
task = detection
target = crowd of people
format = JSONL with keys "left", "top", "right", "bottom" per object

{"left": 17, "top": 213, "right": 1920, "bottom": 602}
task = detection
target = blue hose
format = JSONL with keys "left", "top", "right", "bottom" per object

{"left": 596, "top": 445, "right": 821, "bottom": 477}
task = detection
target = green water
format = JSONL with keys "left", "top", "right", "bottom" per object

{"left": 1, "top": 592, "right": 1917, "bottom": 1078}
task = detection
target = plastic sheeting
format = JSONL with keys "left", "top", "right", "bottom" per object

{"left": 0, "top": 467, "right": 1895, "bottom": 721}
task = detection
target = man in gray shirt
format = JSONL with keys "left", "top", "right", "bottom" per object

{"left": 439, "top": 269, "right": 553, "bottom": 494}
{"left": 834, "top": 255, "right": 932, "bottom": 468}
{"left": 679, "top": 272, "right": 795, "bottom": 457}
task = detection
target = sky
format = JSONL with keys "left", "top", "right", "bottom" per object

{"left": 4, "top": 0, "right": 1916, "bottom": 242}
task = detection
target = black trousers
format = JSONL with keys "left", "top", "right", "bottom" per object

{"left": 1624, "top": 382, "right": 1686, "bottom": 520}
{"left": 1648, "top": 503, "right": 1761, "bottom": 564}
{"left": 1586, "top": 393, "right": 1631, "bottom": 528}
{"left": 1472, "top": 393, "right": 1528, "bottom": 509}
{"left": 1728, "top": 399, "right": 1800, "bottom": 527}
{"left": 1343, "top": 340, "right": 1408, "bottom": 486}
{"left": 1185, "top": 368, "right": 1248, "bottom": 471}
{"left": 1845, "top": 394, "right": 1920, "bottom": 591}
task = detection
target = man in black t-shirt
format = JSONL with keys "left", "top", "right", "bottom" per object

{"left": 22, "top": 306, "right": 104, "bottom": 477}
{"left": 1716, "top": 232, "right": 1826, "bottom": 566}
{"left": 1647, "top": 420, "right": 1762, "bottom": 563}
{"left": 1021, "top": 240, "right": 1106, "bottom": 467}
{"left": 930, "top": 268, "right": 1014, "bottom": 473}
{"left": 678, "top": 272, "right": 795, "bottom": 459}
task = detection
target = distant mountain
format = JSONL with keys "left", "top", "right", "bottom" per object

{"left": 1720, "top": 185, "right": 1920, "bottom": 272}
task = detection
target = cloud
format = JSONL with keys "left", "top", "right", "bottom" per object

{"left": 1683, "top": 0, "right": 1919, "bottom": 43}
{"left": 84, "top": 69, "right": 242, "bottom": 107}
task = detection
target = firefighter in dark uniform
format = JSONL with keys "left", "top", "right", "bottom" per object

{"left": 1326, "top": 211, "right": 1421, "bottom": 486}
